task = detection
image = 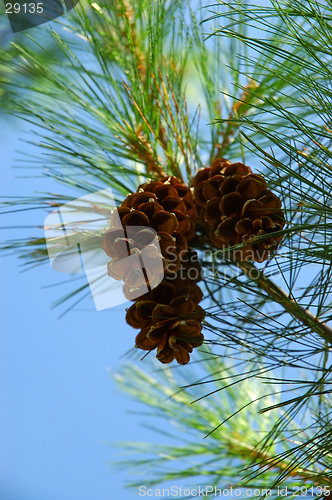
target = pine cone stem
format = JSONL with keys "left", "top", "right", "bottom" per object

{"left": 239, "top": 262, "right": 332, "bottom": 345}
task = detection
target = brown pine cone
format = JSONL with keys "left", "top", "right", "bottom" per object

{"left": 102, "top": 175, "right": 197, "bottom": 288}
{"left": 125, "top": 252, "right": 205, "bottom": 365}
{"left": 102, "top": 177, "right": 205, "bottom": 366}
{"left": 192, "top": 158, "right": 285, "bottom": 262}
{"left": 124, "top": 175, "right": 197, "bottom": 241}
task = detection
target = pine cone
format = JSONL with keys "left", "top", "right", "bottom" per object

{"left": 102, "top": 175, "right": 197, "bottom": 288}
{"left": 102, "top": 176, "right": 204, "bottom": 366}
{"left": 193, "top": 158, "right": 285, "bottom": 262}
{"left": 125, "top": 251, "right": 205, "bottom": 365}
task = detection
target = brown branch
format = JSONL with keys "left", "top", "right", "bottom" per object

{"left": 213, "top": 80, "right": 259, "bottom": 160}
{"left": 227, "top": 433, "right": 332, "bottom": 486}
{"left": 239, "top": 262, "right": 332, "bottom": 345}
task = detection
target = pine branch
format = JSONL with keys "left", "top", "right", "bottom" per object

{"left": 113, "top": 356, "right": 332, "bottom": 490}
{"left": 2, "top": 0, "right": 332, "bottom": 491}
{"left": 239, "top": 261, "right": 332, "bottom": 345}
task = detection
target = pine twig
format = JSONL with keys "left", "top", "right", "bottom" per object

{"left": 239, "top": 262, "right": 332, "bottom": 345}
